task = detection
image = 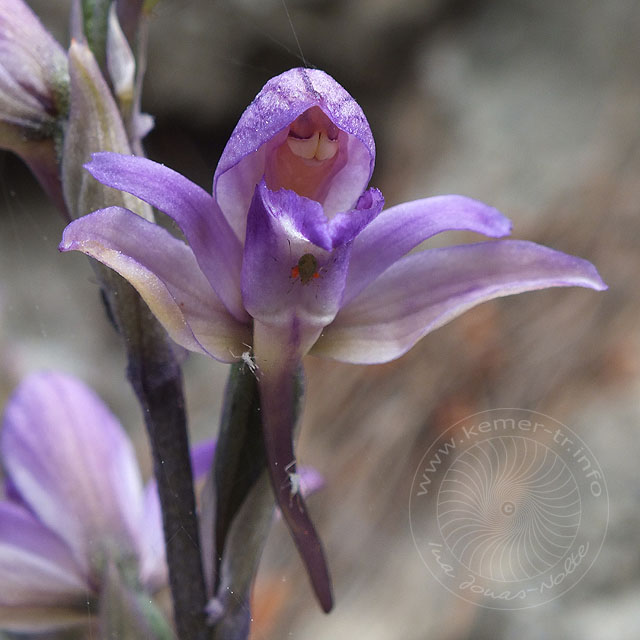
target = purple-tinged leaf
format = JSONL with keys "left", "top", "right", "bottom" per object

{"left": 106, "top": 4, "right": 135, "bottom": 103}
{"left": 208, "top": 474, "right": 274, "bottom": 640}
{"left": 62, "top": 41, "right": 148, "bottom": 221}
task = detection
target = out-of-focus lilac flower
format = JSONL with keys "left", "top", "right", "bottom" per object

{"left": 0, "top": 372, "right": 322, "bottom": 632}
{"left": 59, "top": 68, "right": 606, "bottom": 611}
{"left": 0, "top": 371, "right": 166, "bottom": 632}
{"left": 0, "top": 0, "right": 69, "bottom": 209}
{"left": 0, "top": 0, "right": 68, "bottom": 137}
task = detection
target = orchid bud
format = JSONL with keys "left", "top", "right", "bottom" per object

{"left": 107, "top": 4, "right": 136, "bottom": 107}
{"left": 61, "top": 39, "right": 152, "bottom": 221}
{"left": 116, "top": 0, "right": 145, "bottom": 45}
{"left": 0, "top": 0, "right": 69, "bottom": 210}
{"left": 107, "top": 3, "right": 154, "bottom": 152}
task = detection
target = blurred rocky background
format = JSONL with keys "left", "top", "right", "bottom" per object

{"left": 1, "top": 0, "right": 639, "bottom": 638}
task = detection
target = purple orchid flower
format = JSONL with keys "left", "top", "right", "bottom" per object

{"left": 59, "top": 68, "right": 606, "bottom": 612}
{"left": 0, "top": 371, "right": 167, "bottom": 632}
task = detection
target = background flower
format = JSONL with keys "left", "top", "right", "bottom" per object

{"left": 0, "top": 371, "right": 166, "bottom": 633}
{"left": 0, "top": 0, "right": 69, "bottom": 211}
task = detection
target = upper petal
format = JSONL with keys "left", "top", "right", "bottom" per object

{"left": 60, "top": 206, "right": 251, "bottom": 362}
{"left": 344, "top": 195, "right": 512, "bottom": 305}
{"left": 214, "top": 68, "right": 375, "bottom": 241}
{"left": 313, "top": 240, "right": 607, "bottom": 364}
{"left": 85, "top": 152, "right": 247, "bottom": 322}
{"left": 1, "top": 372, "right": 145, "bottom": 578}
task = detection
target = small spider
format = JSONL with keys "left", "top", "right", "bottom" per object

{"left": 229, "top": 343, "right": 259, "bottom": 378}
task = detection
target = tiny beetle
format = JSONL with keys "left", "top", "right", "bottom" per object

{"left": 291, "top": 253, "right": 320, "bottom": 285}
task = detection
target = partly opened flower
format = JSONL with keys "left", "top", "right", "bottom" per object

{"left": 0, "top": 371, "right": 166, "bottom": 632}
{"left": 60, "top": 68, "right": 606, "bottom": 612}
{"left": 0, "top": 0, "right": 69, "bottom": 210}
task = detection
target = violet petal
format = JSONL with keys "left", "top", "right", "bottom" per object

{"left": 344, "top": 195, "right": 512, "bottom": 304}
{"left": 191, "top": 440, "right": 217, "bottom": 483}
{"left": 313, "top": 240, "right": 607, "bottom": 364}
{"left": 327, "top": 187, "right": 384, "bottom": 247}
{"left": 60, "top": 206, "right": 251, "bottom": 362}
{"left": 85, "top": 152, "right": 247, "bottom": 322}
{"left": 0, "top": 501, "right": 88, "bottom": 606}
{"left": 137, "top": 481, "right": 166, "bottom": 593}
{"left": 1, "top": 372, "right": 144, "bottom": 578}
{"left": 297, "top": 466, "right": 326, "bottom": 497}
{"left": 214, "top": 68, "right": 375, "bottom": 240}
